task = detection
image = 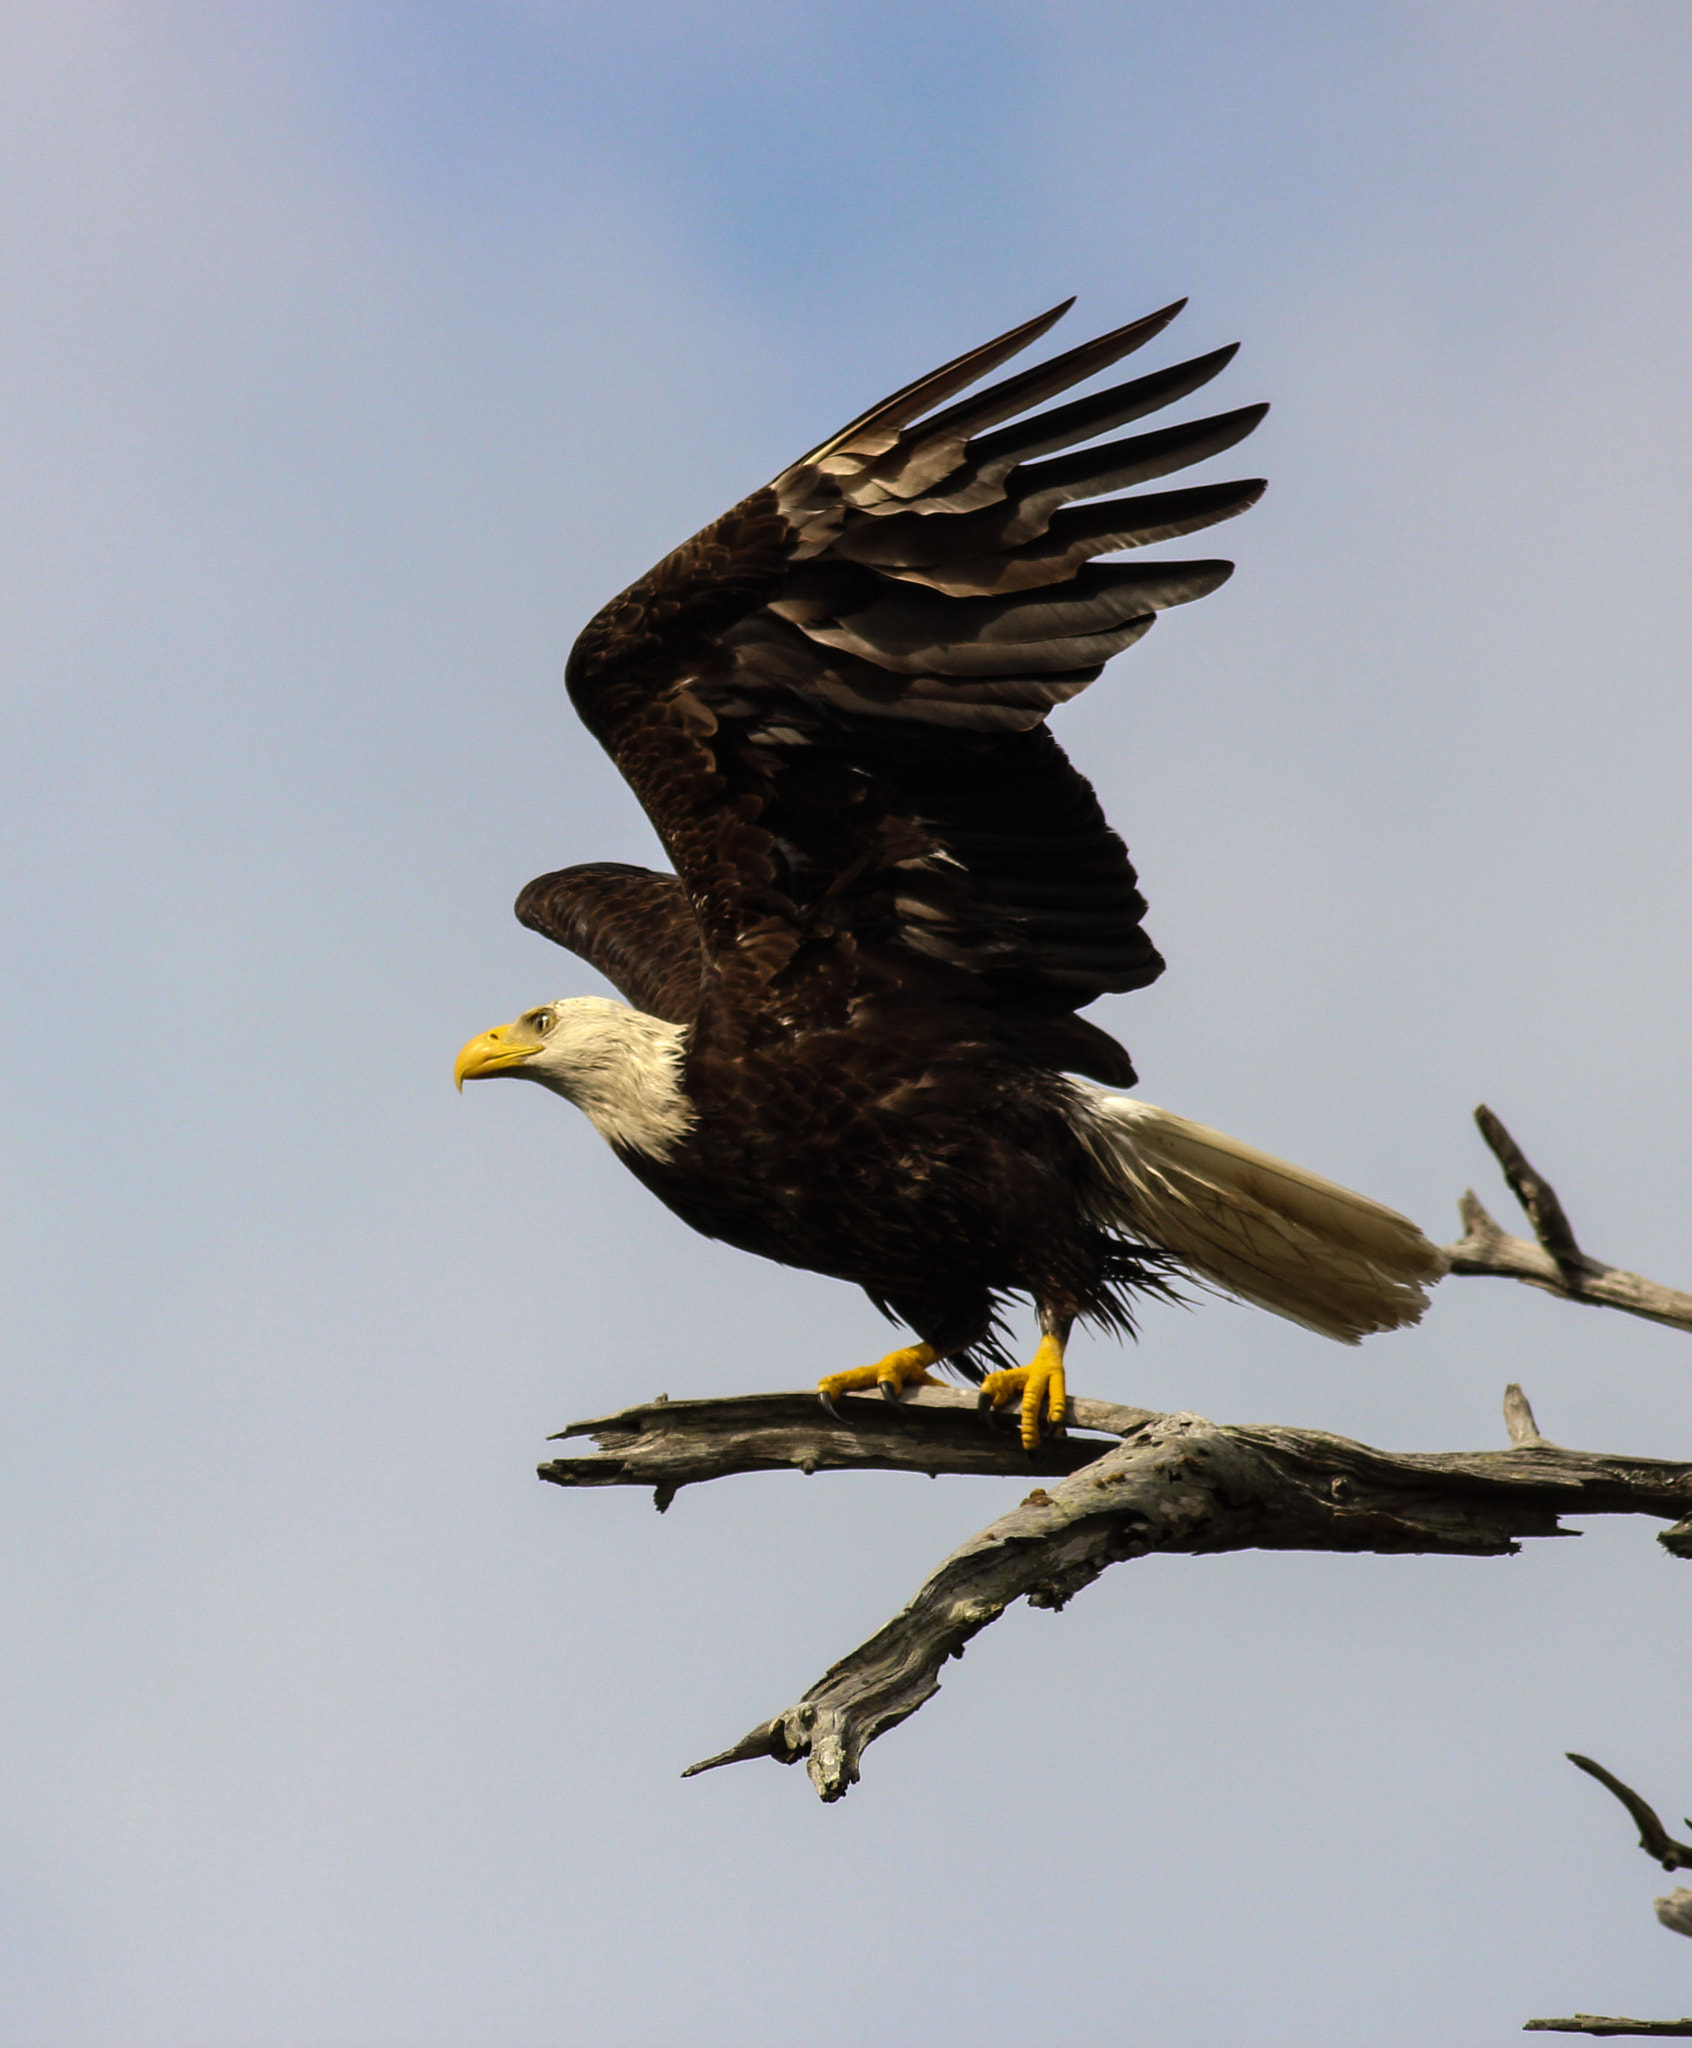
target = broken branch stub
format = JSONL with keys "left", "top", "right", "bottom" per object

{"left": 1656, "top": 1891, "right": 1692, "bottom": 1939}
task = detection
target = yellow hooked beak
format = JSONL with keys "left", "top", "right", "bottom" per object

{"left": 454, "top": 1021, "right": 544, "bottom": 1091}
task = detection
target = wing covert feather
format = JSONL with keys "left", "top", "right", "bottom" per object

{"left": 515, "top": 863, "right": 704, "bottom": 1025}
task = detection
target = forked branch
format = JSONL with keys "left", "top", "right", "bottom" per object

{"left": 543, "top": 1388, "right": 1692, "bottom": 1801}
{"left": 1448, "top": 1107, "right": 1692, "bottom": 1333}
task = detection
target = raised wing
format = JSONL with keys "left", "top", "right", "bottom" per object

{"left": 515, "top": 863, "right": 704, "bottom": 1025}
{"left": 550, "top": 300, "right": 1264, "bottom": 1036}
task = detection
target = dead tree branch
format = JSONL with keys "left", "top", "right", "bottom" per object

{"left": 1525, "top": 2021, "right": 1692, "bottom": 2037}
{"left": 1447, "top": 1107, "right": 1692, "bottom": 1334}
{"left": 1656, "top": 1891, "right": 1692, "bottom": 1938}
{"left": 1530, "top": 1751, "right": 1692, "bottom": 2039}
{"left": 541, "top": 1388, "right": 1691, "bottom": 1801}
{"left": 541, "top": 1387, "right": 1152, "bottom": 1510}
{"left": 1566, "top": 1754, "right": 1692, "bottom": 1871}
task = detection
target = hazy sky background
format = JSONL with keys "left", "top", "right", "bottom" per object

{"left": 4, "top": 4, "right": 1691, "bottom": 2043}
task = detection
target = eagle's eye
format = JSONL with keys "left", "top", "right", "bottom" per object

{"left": 526, "top": 1009, "right": 554, "bottom": 1035}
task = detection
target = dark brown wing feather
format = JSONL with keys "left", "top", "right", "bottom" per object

{"left": 543, "top": 300, "right": 1265, "bottom": 1056}
{"left": 515, "top": 864, "right": 704, "bottom": 1024}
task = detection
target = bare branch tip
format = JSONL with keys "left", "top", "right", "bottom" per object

{"left": 683, "top": 1721, "right": 786, "bottom": 1779}
{"left": 1655, "top": 1889, "right": 1692, "bottom": 1938}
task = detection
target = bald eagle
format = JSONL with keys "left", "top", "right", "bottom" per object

{"left": 456, "top": 299, "right": 1444, "bottom": 1446}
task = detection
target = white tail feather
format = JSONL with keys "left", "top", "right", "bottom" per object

{"left": 1073, "top": 1091, "right": 1447, "bottom": 1343}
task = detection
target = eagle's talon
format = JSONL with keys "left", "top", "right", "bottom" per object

{"left": 816, "top": 1342, "right": 938, "bottom": 1417}
{"left": 978, "top": 1336, "right": 1068, "bottom": 1452}
{"left": 979, "top": 1390, "right": 1014, "bottom": 1432}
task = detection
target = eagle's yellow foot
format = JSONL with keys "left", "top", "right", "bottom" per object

{"left": 817, "top": 1343, "right": 940, "bottom": 1415}
{"left": 978, "top": 1333, "right": 1068, "bottom": 1450}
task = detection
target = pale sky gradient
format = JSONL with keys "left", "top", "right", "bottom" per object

{"left": 4, "top": 5, "right": 1691, "bottom": 2043}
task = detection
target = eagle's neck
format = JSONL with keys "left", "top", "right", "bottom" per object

{"left": 535, "top": 999, "right": 696, "bottom": 1162}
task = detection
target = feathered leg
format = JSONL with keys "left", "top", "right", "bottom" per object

{"left": 978, "top": 1307, "right": 1073, "bottom": 1450}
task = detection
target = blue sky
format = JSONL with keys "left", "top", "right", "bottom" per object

{"left": 4, "top": 5, "right": 1692, "bottom": 2043}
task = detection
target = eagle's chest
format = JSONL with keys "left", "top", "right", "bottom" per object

{"left": 615, "top": 1030, "right": 1076, "bottom": 1278}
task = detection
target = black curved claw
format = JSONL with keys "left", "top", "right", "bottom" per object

{"left": 818, "top": 1389, "right": 841, "bottom": 1420}
{"left": 978, "top": 1391, "right": 1014, "bottom": 1433}
{"left": 879, "top": 1378, "right": 903, "bottom": 1403}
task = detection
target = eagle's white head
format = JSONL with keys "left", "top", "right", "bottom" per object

{"left": 454, "top": 995, "right": 694, "bottom": 1161}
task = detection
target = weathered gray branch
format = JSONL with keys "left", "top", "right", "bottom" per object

{"left": 542, "top": 1388, "right": 1691, "bottom": 1801}
{"left": 1447, "top": 1107, "right": 1692, "bottom": 1334}
{"left": 1525, "top": 2020, "right": 1692, "bottom": 2037}
{"left": 1506, "top": 1381, "right": 1551, "bottom": 1446}
{"left": 1656, "top": 1890, "right": 1692, "bottom": 1938}
{"left": 541, "top": 1387, "right": 1151, "bottom": 1510}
